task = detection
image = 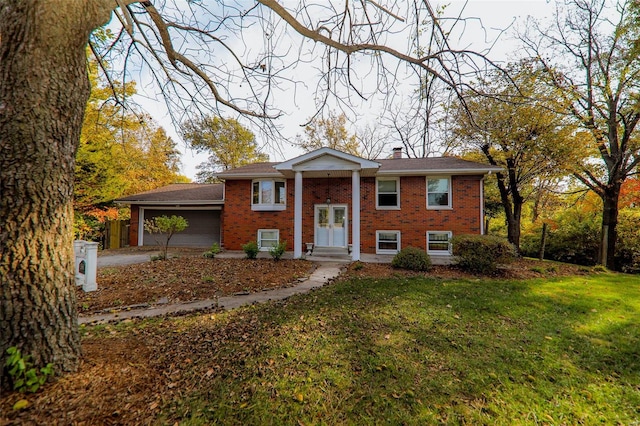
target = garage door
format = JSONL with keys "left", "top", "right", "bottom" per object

{"left": 142, "top": 209, "right": 221, "bottom": 247}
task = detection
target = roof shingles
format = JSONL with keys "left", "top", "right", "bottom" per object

{"left": 116, "top": 183, "right": 223, "bottom": 203}
{"left": 216, "top": 157, "right": 500, "bottom": 177}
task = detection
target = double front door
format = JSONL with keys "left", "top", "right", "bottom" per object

{"left": 315, "top": 205, "right": 347, "bottom": 248}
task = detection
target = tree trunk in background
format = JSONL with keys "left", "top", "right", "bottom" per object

{"left": 509, "top": 198, "right": 523, "bottom": 251}
{"left": 0, "top": 0, "right": 112, "bottom": 388}
{"left": 538, "top": 222, "right": 548, "bottom": 261}
{"left": 493, "top": 170, "right": 522, "bottom": 252}
{"left": 600, "top": 187, "right": 621, "bottom": 270}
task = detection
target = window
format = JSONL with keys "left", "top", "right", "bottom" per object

{"left": 252, "top": 180, "right": 286, "bottom": 211}
{"left": 427, "top": 177, "right": 451, "bottom": 209}
{"left": 427, "top": 231, "right": 452, "bottom": 255}
{"left": 376, "top": 178, "right": 400, "bottom": 209}
{"left": 376, "top": 231, "right": 401, "bottom": 254}
{"left": 258, "top": 229, "right": 279, "bottom": 251}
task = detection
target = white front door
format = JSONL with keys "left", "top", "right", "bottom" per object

{"left": 315, "top": 205, "right": 347, "bottom": 248}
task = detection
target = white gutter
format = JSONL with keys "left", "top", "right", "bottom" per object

{"left": 376, "top": 168, "right": 503, "bottom": 176}
{"left": 115, "top": 200, "right": 224, "bottom": 206}
{"left": 214, "top": 172, "right": 284, "bottom": 179}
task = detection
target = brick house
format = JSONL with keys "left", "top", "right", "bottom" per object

{"left": 215, "top": 147, "right": 500, "bottom": 261}
{"left": 119, "top": 148, "right": 500, "bottom": 261}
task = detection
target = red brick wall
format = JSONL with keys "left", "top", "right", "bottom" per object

{"left": 222, "top": 180, "right": 295, "bottom": 250}
{"left": 221, "top": 175, "right": 483, "bottom": 253}
{"left": 360, "top": 175, "right": 482, "bottom": 253}
{"left": 129, "top": 205, "right": 140, "bottom": 246}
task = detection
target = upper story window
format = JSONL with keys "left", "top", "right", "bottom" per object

{"left": 376, "top": 177, "right": 400, "bottom": 209}
{"left": 427, "top": 177, "right": 451, "bottom": 209}
{"left": 252, "top": 180, "right": 286, "bottom": 211}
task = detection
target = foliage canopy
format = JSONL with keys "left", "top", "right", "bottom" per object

{"left": 181, "top": 116, "right": 268, "bottom": 182}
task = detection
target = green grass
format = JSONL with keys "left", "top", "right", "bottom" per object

{"left": 150, "top": 272, "right": 640, "bottom": 425}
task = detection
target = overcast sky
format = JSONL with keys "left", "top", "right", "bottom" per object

{"left": 134, "top": 1, "right": 557, "bottom": 180}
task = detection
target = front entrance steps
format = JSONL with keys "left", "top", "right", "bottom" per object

{"left": 308, "top": 246, "right": 351, "bottom": 261}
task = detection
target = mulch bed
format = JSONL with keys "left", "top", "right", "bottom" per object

{"left": 78, "top": 257, "right": 316, "bottom": 314}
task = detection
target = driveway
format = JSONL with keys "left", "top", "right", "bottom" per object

{"left": 97, "top": 252, "right": 158, "bottom": 267}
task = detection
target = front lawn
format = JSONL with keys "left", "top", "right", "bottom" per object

{"left": 2, "top": 270, "right": 639, "bottom": 424}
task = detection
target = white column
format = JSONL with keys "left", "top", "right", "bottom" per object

{"left": 351, "top": 170, "right": 361, "bottom": 261}
{"left": 138, "top": 207, "right": 145, "bottom": 246}
{"left": 294, "top": 171, "right": 303, "bottom": 258}
{"left": 480, "top": 177, "right": 485, "bottom": 235}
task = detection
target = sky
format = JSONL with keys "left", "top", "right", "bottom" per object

{"left": 132, "top": 1, "right": 558, "bottom": 180}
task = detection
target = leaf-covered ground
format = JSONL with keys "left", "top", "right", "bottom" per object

{"left": 81, "top": 251, "right": 586, "bottom": 315}
{"left": 2, "top": 259, "right": 626, "bottom": 425}
{"left": 77, "top": 256, "right": 316, "bottom": 314}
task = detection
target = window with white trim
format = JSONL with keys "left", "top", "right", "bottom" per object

{"left": 252, "top": 180, "right": 286, "bottom": 211}
{"left": 376, "top": 177, "right": 400, "bottom": 209}
{"left": 427, "top": 231, "right": 452, "bottom": 255}
{"left": 427, "top": 177, "right": 451, "bottom": 209}
{"left": 376, "top": 231, "right": 401, "bottom": 254}
{"left": 258, "top": 229, "right": 279, "bottom": 251}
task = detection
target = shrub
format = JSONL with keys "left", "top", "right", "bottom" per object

{"left": 592, "top": 264, "right": 608, "bottom": 273}
{"left": 203, "top": 243, "right": 221, "bottom": 259}
{"left": 521, "top": 211, "right": 599, "bottom": 266}
{"left": 242, "top": 240, "right": 259, "bottom": 259}
{"left": 143, "top": 215, "right": 189, "bottom": 260}
{"left": 615, "top": 210, "right": 640, "bottom": 273}
{"left": 520, "top": 208, "right": 640, "bottom": 272}
{"left": 269, "top": 240, "right": 287, "bottom": 261}
{"left": 391, "top": 247, "right": 432, "bottom": 271}
{"left": 452, "top": 234, "right": 516, "bottom": 274}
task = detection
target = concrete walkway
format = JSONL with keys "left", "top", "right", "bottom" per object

{"left": 78, "top": 261, "right": 345, "bottom": 325}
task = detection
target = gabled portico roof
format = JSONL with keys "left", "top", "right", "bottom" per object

{"left": 274, "top": 147, "right": 380, "bottom": 178}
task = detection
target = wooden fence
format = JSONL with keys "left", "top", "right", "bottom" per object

{"left": 104, "top": 220, "right": 130, "bottom": 249}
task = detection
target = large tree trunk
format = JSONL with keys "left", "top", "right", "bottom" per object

{"left": 0, "top": 0, "right": 112, "bottom": 388}
{"left": 481, "top": 146, "right": 523, "bottom": 251}
{"left": 599, "top": 186, "right": 621, "bottom": 270}
{"left": 494, "top": 170, "right": 522, "bottom": 251}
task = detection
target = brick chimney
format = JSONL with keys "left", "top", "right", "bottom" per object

{"left": 392, "top": 147, "right": 402, "bottom": 159}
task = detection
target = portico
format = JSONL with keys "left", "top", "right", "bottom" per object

{"left": 275, "top": 148, "right": 380, "bottom": 261}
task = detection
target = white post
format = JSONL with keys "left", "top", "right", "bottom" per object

{"left": 351, "top": 170, "right": 361, "bottom": 261}
{"left": 480, "top": 177, "right": 485, "bottom": 235}
{"left": 294, "top": 171, "right": 303, "bottom": 258}
{"left": 83, "top": 242, "right": 99, "bottom": 292}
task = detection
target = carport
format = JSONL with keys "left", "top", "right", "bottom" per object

{"left": 140, "top": 208, "right": 220, "bottom": 247}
